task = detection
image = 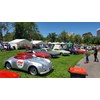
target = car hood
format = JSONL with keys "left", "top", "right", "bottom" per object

{"left": 48, "top": 51, "right": 60, "bottom": 55}
{"left": 35, "top": 52, "right": 50, "bottom": 56}
{"left": 55, "top": 50, "right": 70, "bottom": 53}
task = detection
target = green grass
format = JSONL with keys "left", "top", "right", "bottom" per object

{"left": 0, "top": 50, "right": 84, "bottom": 78}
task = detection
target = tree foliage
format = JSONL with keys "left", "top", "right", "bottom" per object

{"left": 0, "top": 22, "right": 4, "bottom": 42}
{"left": 0, "top": 22, "right": 14, "bottom": 42}
{"left": 14, "top": 22, "right": 40, "bottom": 40}
{"left": 69, "top": 34, "right": 75, "bottom": 43}
{"left": 1, "top": 22, "right": 100, "bottom": 45}
{"left": 92, "top": 36, "right": 100, "bottom": 44}
{"left": 47, "top": 32, "right": 58, "bottom": 42}
{"left": 82, "top": 32, "right": 93, "bottom": 45}
{"left": 82, "top": 32, "right": 93, "bottom": 37}
{"left": 74, "top": 34, "right": 82, "bottom": 44}
{"left": 3, "top": 32, "right": 14, "bottom": 41}
{"left": 58, "top": 31, "right": 69, "bottom": 42}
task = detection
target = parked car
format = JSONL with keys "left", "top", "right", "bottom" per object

{"left": 4, "top": 53, "right": 53, "bottom": 75}
{"left": 75, "top": 49, "right": 85, "bottom": 54}
{"left": 69, "top": 48, "right": 79, "bottom": 55}
{"left": 96, "top": 46, "right": 100, "bottom": 50}
{"left": 32, "top": 49, "right": 51, "bottom": 58}
{"left": 52, "top": 48, "right": 70, "bottom": 56}
{"left": 40, "top": 48, "right": 60, "bottom": 58}
{"left": 51, "top": 43, "right": 70, "bottom": 56}
{"left": 0, "top": 43, "right": 4, "bottom": 51}
{"left": 0, "top": 70, "right": 20, "bottom": 78}
{"left": 87, "top": 46, "right": 92, "bottom": 50}
{"left": 25, "top": 50, "right": 51, "bottom": 58}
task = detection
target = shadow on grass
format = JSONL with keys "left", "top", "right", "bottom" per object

{"left": 39, "top": 69, "right": 54, "bottom": 77}
{"left": 9, "top": 68, "right": 54, "bottom": 78}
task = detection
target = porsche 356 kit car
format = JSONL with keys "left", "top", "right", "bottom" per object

{"left": 4, "top": 53, "right": 53, "bottom": 76}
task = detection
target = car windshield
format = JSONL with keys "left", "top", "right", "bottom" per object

{"left": 60, "top": 48, "right": 64, "bottom": 50}
{"left": 54, "top": 49, "right": 59, "bottom": 50}
{"left": 33, "top": 49, "right": 41, "bottom": 52}
{"left": 47, "top": 49, "right": 51, "bottom": 51}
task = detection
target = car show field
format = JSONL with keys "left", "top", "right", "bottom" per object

{"left": 0, "top": 50, "right": 84, "bottom": 78}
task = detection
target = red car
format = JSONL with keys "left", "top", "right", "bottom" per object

{"left": 18, "top": 51, "right": 51, "bottom": 58}
{"left": 75, "top": 49, "right": 85, "bottom": 54}
{"left": 0, "top": 70, "right": 20, "bottom": 78}
{"left": 34, "top": 52, "right": 51, "bottom": 58}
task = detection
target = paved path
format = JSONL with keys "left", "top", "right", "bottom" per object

{"left": 75, "top": 52, "right": 100, "bottom": 78}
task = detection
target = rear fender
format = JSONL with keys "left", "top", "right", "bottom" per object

{"left": 4, "top": 61, "right": 13, "bottom": 68}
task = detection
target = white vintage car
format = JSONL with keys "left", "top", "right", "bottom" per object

{"left": 52, "top": 44, "right": 70, "bottom": 56}
{"left": 52, "top": 48, "right": 70, "bottom": 56}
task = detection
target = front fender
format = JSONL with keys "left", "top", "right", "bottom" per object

{"left": 27, "top": 62, "right": 42, "bottom": 71}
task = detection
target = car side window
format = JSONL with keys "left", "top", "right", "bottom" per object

{"left": 41, "top": 49, "right": 45, "bottom": 51}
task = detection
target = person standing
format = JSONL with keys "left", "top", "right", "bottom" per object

{"left": 94, "top": 47, "right": 99, "bottom": 62}
{"left": 85, "top": 48, "right": 90, "bottom": 63}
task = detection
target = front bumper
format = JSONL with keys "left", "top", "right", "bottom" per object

{"left": 38, "top": 64, "right": 53, "bottom": 75}
{"left": 51, "top": 54, "right": 59, "bottom": 58}
{"left": 62, "top": 53, "right": 70, "bottom": 56}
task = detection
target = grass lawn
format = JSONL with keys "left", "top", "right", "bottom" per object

{"left": 0, "top": 50, "right": 84, "bottom": 78}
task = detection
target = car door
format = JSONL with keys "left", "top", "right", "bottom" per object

{"left": 41, "top": 49, "right": 46, "bottom": 53}
{"left": 12, "top": 58, "right": 28, "bottom": 71}
{"left": 12, "top": 58, "right": 25, "bottom": 69}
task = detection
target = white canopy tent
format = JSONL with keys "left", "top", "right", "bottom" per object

{"left": 31, "top": 40, "right": 48, "bottom": 48}
{"left": 31, "top": 40, "right": 45, "bottom": 44}
{"left": 9, "top": 39, "right": 32, "bottom": 49}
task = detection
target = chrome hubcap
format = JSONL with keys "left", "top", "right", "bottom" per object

{"left": 6, "top": 63, "right": 11, "bottom": 69}
{"left": 30, "top": 67, "right": 37, "bottom": 75}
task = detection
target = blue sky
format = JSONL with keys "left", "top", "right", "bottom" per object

{"left": 36, "top": 22, "right": 100, "bottom": 37}
{"left": 1, "top": 22, "right": 100, "bottom": 37}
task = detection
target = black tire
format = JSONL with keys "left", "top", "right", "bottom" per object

{"left": 60, "top": 52, "right": 62, "bottom": 55}
{"left": 5, "top": 62, "right": 12, "bottom": 70}
{"left": 28, "top": 66, "right": 38, "bottom": 76}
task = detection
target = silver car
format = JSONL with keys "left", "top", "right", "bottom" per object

{"left": 4, "top": 54, "right": 53, "bottom": 76}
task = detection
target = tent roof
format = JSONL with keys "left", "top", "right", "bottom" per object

{"left": 9, "top": 39, "right": 26, "bottom": 44}
{"left": 31, "top": 40, "right": 45, "bottom": 44}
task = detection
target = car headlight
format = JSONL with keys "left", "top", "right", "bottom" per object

{"left": 42, "top": 64, "right": 46, "bottom": 69}
{"left": 42, "top": 66, "right": 45, "bottom": 69}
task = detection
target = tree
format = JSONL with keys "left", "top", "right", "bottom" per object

{"left": 38, "top": 33, "right": 45, "bottom": 40}
{"left": 14, "top": 22, "right": 25, "bottom": 39}
{"left": 47, "top": 32, "right": 57, "bottom": 42}
{"left": 3, "top": 32, "right": 14, "bottom": 41}
{"left": 0, "top": 22, "right": 4, "bottom": 42}
{"left": 92, "top": 36, "right": 100, "bottom": 45}
{"left": 0, "top": 29, "right": 3, "bottom": 42}
{"left": 69, "top": 34, "right": 75, "bottom": 43}
{"left": 82, "top": 32, "right": 93, "bottom": 37}
{"left": 3, "top": 22, "right": 14, "bottom": 33}
{"left": 14, "top": 22, "right": 40, "bottom": 40}
{"left": 1, "top": 22, "right": 14, "bottom": 41}
{"left": 58, "top": 31, "right": 69, "bottom": 42}
{"left": 22, "top": 22, "right": 40, "bottom": 40}
{"left": 82, "top": 32, "right": 93, "bottom": 45}
{"left": 74, "top": 34, "right": 82, "bottom": 44}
